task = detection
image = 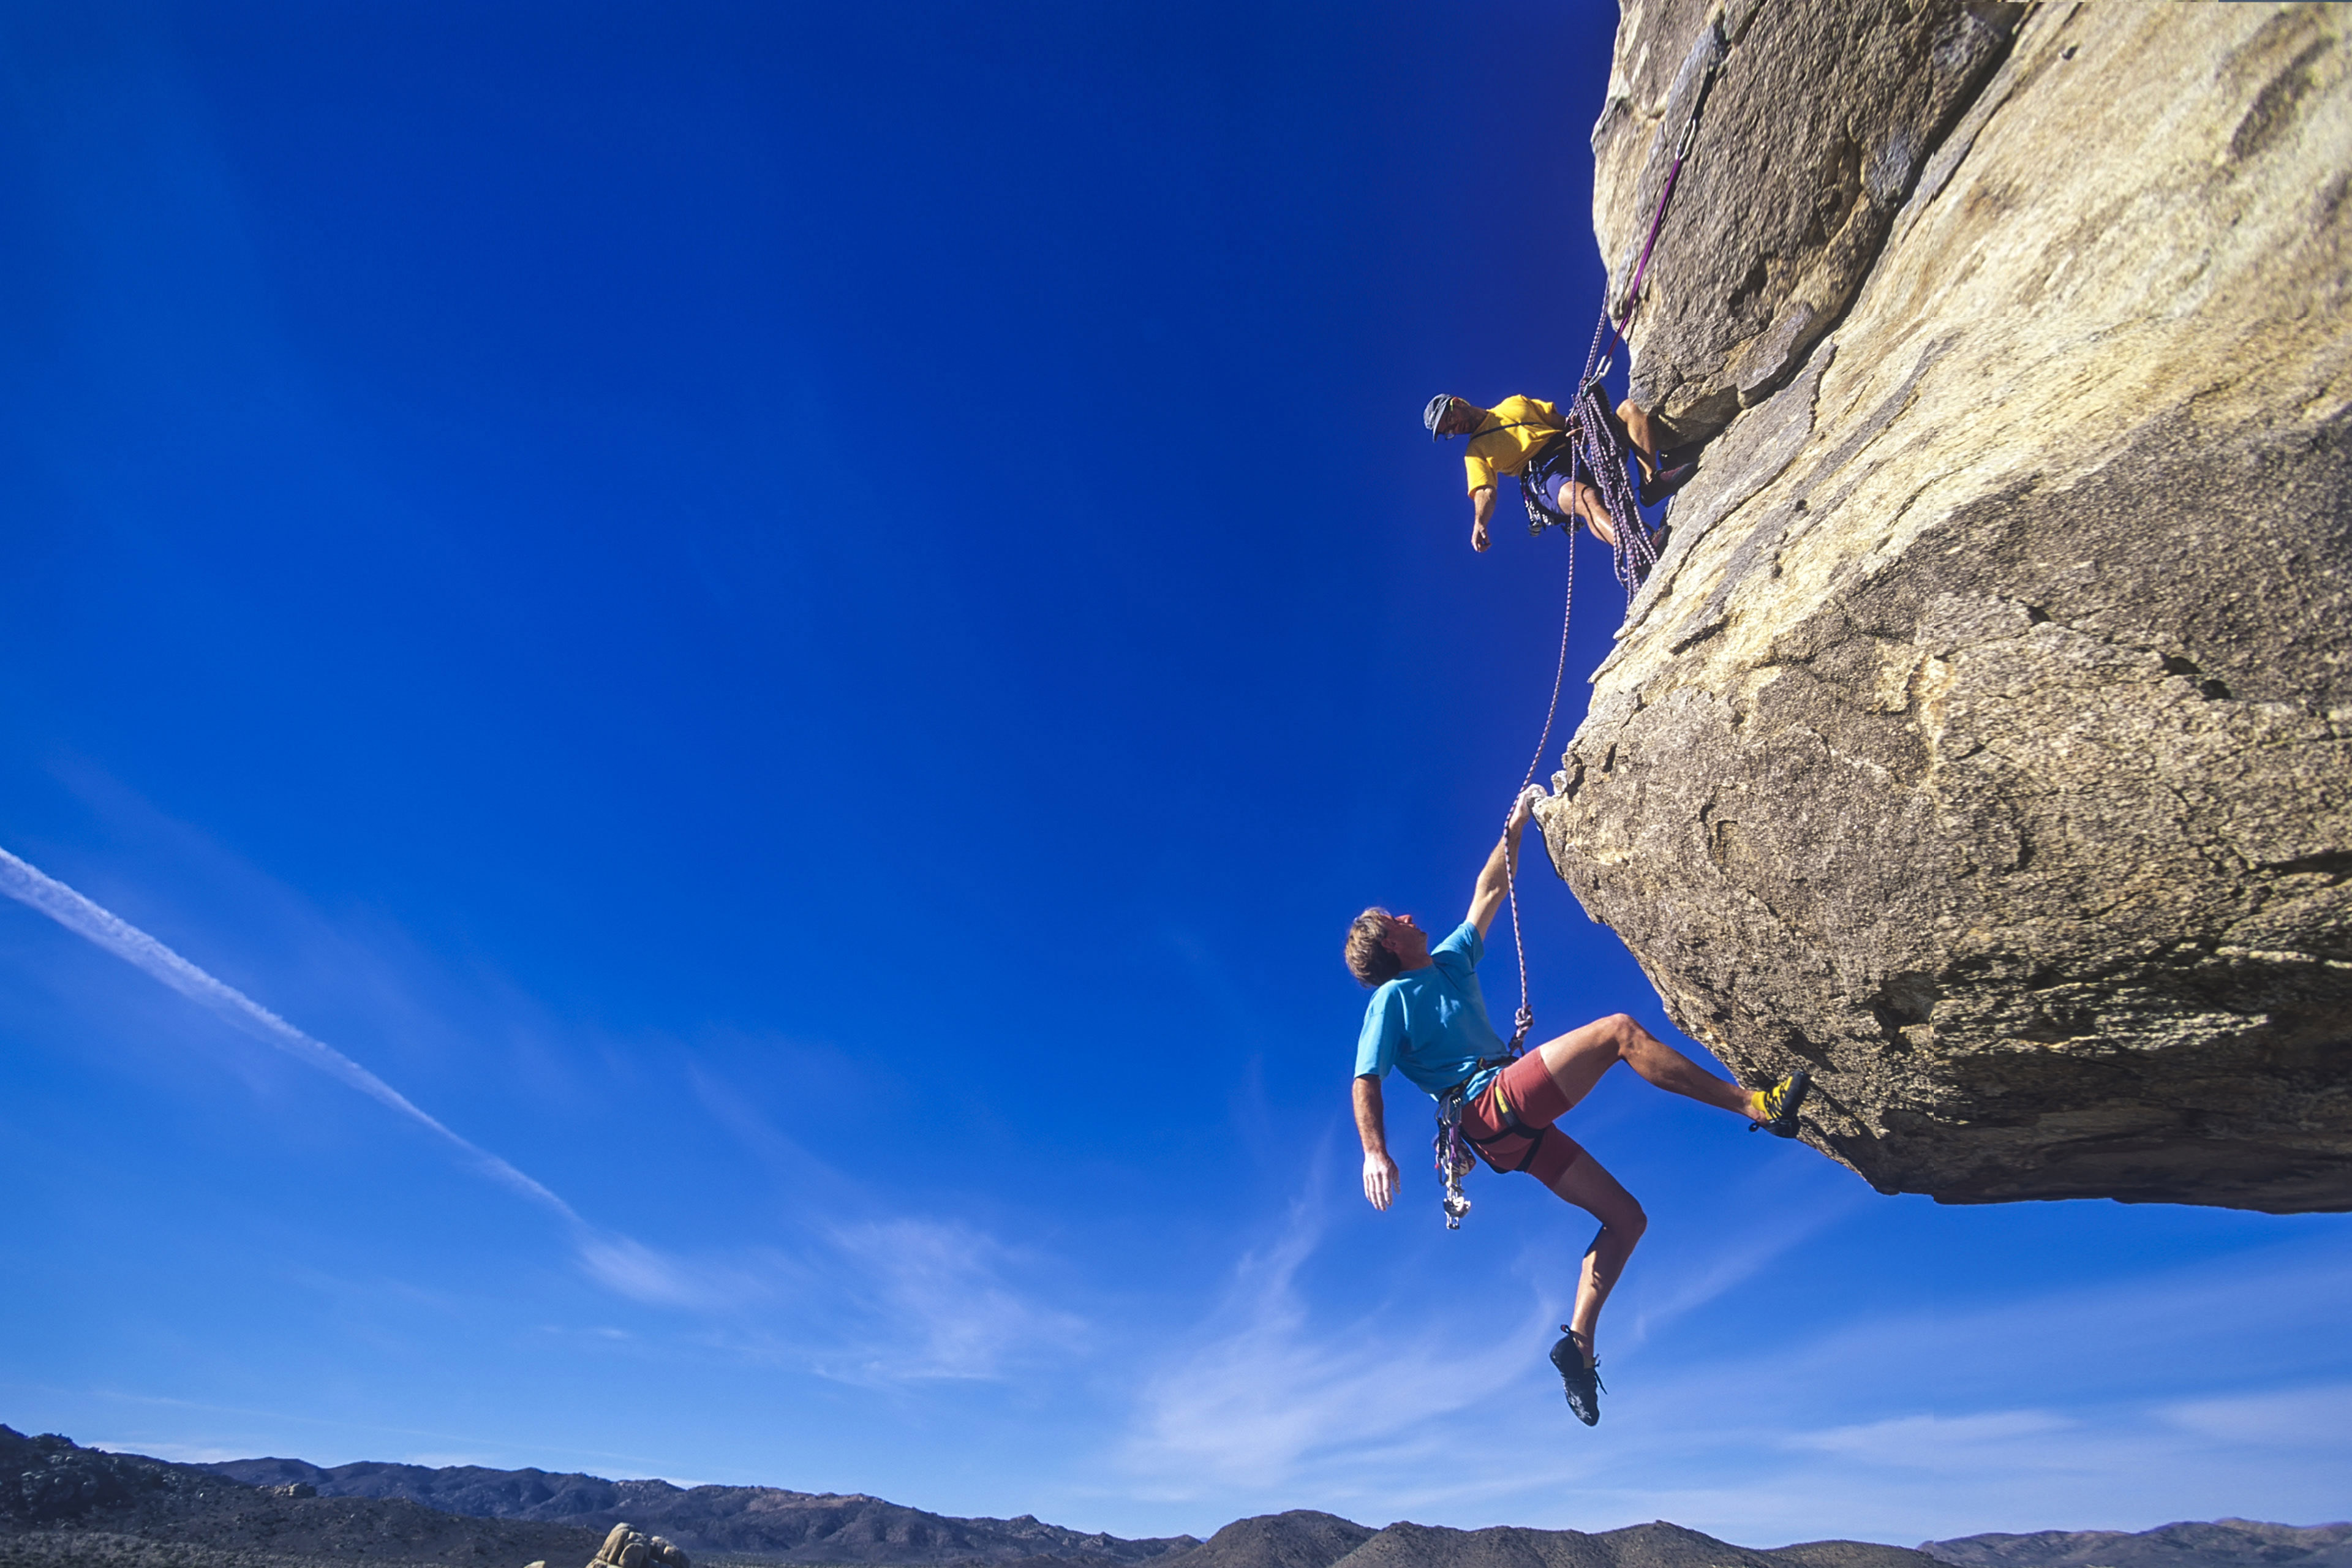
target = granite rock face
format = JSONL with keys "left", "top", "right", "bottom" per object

{"left": 1537, "top": 2, "right": 2352, "bottom": 1210}
{"left": 1593, "top": 0, "right": 2026, "bottom": 439}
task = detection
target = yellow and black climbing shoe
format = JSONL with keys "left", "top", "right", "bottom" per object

{"left": 1750, "top": 1069, "right": 1812, "bottom": 1138}
{"left": 1549, "top": 1332, "right": 1604, "bottom": 1427}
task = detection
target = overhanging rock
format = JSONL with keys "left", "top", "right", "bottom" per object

{"left": 1537, "top": 1, "right": 2352, "bottom": 1212}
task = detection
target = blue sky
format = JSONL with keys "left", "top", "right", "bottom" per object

{"left": 1, "top": 0, "right": 2345, "bottom": 1547}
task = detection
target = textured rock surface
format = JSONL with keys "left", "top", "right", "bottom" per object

{"left": 1592, "top": 0, "right": 2025, "bottom": 439}
{"left": 1538, "top": 2, "right": 2352, "bottom": 1210}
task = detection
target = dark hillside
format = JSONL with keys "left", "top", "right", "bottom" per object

{"left": 1, "top": 1427, "right": 604, "bottom": 1567}
{"left": 1920, "top": 1523, "right": 2352, "bottom": 1568}
{"left": 1154, "top": 1512, "right": 1378, "bottom": 1568}
{"left": 15, "top": 1423, "right": 2345, "bottom": 1568}
{"left": 197, "top": 1458, "right": 1194, "bottom": 1562}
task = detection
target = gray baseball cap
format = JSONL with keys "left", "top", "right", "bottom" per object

{"left": 1423, "top": 394, "right": 1457, "bottom": 440}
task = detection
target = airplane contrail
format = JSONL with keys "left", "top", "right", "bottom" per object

{"left": 0, "top": 842, "right": 583, "bottom": 1227}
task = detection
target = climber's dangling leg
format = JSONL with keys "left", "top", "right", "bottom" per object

{"left": 1457, "top": 1012, "right": 1809, "bottom": 1424}
{"left": 1548, "top": 1150, "right": 1645, "bottom": 1427}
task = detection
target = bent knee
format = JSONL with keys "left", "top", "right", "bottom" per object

{"left": 1599, "top": 1011, "right": 1640, "bottom": 1048}
{"left": 1599, "top": 1200, "right": 1649, "bottom": 1246}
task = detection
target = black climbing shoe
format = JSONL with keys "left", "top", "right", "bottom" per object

{"left": 1640, "top": 461, "right": 1699, "bottom": 508}
{"left": 1749, "top": 1069, "right": 1812, "bottom": 1137}
{"left": 1549, "top": 1333, "right": 1604, "bottom": 1427}
{"left": 1647, "top": 522, "right": 1673, "bottom": 560}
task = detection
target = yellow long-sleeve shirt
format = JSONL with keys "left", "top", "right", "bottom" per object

{"left": 1461, "top": 396, "right": 1569, "bottom": 495}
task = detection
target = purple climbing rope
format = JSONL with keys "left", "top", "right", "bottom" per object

{"left": 1589, "top": 53, "right": 1721, "bottom": 386}
{"left": 1547, "top": 51, "right": 1716, "bottom": 605}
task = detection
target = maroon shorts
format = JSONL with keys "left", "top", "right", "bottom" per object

{"left": 1459, "top": 1050, "right": 1584, "bottom": 1188}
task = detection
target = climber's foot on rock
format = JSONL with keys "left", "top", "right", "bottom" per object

{"left": 1550, "top": 1330, "right": 1604, "bottom": 1426}
{"left": 1640, "top": 461, "right": 1699, "bottom": 508}
{"left": 1750, "top": 1069, "right": 1811, "bottom": 1137}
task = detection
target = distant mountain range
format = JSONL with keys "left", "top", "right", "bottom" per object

{"left": 197, "top": 1453, "right": 1195, "bottom": 1562}
{"left": 1917, "top": 1522, "right": 2352, "bottom": 1568}
{"left": 3, "top": 1422, "right": 2345, "bottom": 1568}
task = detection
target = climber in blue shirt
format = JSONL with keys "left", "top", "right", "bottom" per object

{"left": 1344, "top": 785, "right": 1809, "bottom": 1426}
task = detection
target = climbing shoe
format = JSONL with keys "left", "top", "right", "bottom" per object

{"left": 1639, "top": 461, "right": 1700, "bottom": 508}
{"left": 1749, "top": 1068, "right": 1812, "bottom": 1137}
{"left": 1549, "top": 1333, "right": 1604, "bottom": 1427}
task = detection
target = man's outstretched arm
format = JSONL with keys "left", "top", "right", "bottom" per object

{"left": 1466, "top": 786, "right": 1542, "bottom": 936}
{"left": 1469, "top": 485, "right": 1497, "bottom": 552}
{"left": 1355, "top": 1074, "right": 1398, "bottom": 1210}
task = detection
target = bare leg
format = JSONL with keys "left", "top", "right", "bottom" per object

{"left": 1616, "top": 398, "right": 1661, "bottom": 478}
{"left": 1535, "top": 1011, "right": 1762, "bottom": 1121}
{"left": 1547, "top": 1150, "right": 1646, "bottom": 1366}
{"left": 1566, "top": 480, "right": 1620, "bottom": 549}
{"left": 1535, "top": 1014, "right": 1755, "bottom": 1368}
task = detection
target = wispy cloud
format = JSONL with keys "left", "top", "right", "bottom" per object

{"left": 681, "top": 1065, "right": 1093, "bottom": 1384}
{"left": 1428, "top": 1235, "right": 2352, "bottom": 1542}
{"left": 1102, "top": 1147, "right": 2352, "bottom": 1541}
{"left": 2162, "top": 1382, "right": 2352, "bottom": 1448}
{"left": 0, "top": 841, "right": 802, "bottom": 1327}
{"left": 1785, "top": 1408, "right": 2079, "bottom": 1466}
{"left": 823, "top": 1218, "right": 1091, "bottom": 1383}
{"left": 1121, "top": 1197, "right": 1555, "bottom": 1501}
{"left": 1, "top": 843, "right": 580, "bottom": 1224}
{"left": 1613, "top": 1163, "right": 1872, "bottom": 1354}
{"left": 1, "top": 839, "right": 1087, "bottom": 1387}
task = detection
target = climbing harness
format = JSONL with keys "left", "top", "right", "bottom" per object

{"left": 1431, "top": 526, "right": 1578, "bottom": 1230}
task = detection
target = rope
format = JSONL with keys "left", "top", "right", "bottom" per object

{"left": 1505, "top": 526, "right": 1575, "bottom": 1053}
{"left": 1570, "top": 385, "right": 1660, "bottom": 606}
{"left": 1430, "top": 50, "right": 1719, "bottom": 1235}
{"left": 1438, "top": 532, "right": 1577, "bottom": 1233}
{"left": 1593, "top": 53, "right": 1721, "bottom": 383}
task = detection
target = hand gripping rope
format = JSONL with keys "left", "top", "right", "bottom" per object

{"left": 1433, "top": 532, "right": 1578, "bottom": 1230}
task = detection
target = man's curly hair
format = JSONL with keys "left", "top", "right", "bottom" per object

{"left": 1343, "top": 907, "right": 1403, "bottom": 989}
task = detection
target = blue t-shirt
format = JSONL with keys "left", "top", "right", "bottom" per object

{"left": 1354, "top": 921, "right": 1509, "bottom": 1099}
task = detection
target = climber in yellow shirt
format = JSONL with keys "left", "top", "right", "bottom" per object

{"left": 1424, "top": 392, "right": 1695, "bottom": 553}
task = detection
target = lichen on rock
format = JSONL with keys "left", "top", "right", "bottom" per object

{"left": 1539, "top": 1, "right": 2352, "bottom": 1212}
